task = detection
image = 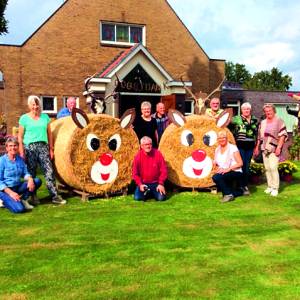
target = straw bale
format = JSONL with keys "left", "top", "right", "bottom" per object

{"left": 159, "top": 114, "right": 235, "bottom": 188}
{"left": 51, "top": 114, "right": 139, "bottom": 195}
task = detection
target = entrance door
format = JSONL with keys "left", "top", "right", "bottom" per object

{"left": 119, "top": 95, "right": 161, "bottom": 116}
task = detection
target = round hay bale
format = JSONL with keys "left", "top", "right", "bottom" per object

{"left": 159, "top": 110, "right": 235, "bottom": 188}
{"left": 51, "top": 109, "right": 139, "bottom": 195}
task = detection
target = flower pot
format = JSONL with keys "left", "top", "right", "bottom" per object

{"left": 281, "top": 174, "right": 293, "bottom": 182}
{"left": 250, "top": 174, "right": 261, "bottom": 185}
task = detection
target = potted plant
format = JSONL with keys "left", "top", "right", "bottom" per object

{"left": 249, "top": 161, "right": 265, "bottom": 184}
{"left": 278, "top": 160, "right": 298, "bottom": 182}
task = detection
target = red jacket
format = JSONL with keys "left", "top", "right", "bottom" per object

{"left": 132, "top": 148, "right": 168, "bottom": 186}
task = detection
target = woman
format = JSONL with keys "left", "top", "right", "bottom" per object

{"left": 230, "top": 102, "right": 259, "bottom": 195}
{"left": 0, "top": 137, "right": 42, "bottom": 213}
{"left": 133, "top": 101, "right": 158, "bottom": 148}
{"left": 212, "top": 131, "right": 244, "bottom": 203}
{"left": 254, "top": 104, "right": 287, "bottom": 197}
{"left": 18, "top": 95, "right": 66, "bottom": 204}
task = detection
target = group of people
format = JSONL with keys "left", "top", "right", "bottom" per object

{"left": 132, "top": 100, "right": 288, "bottom": 203}
{"left": 0, "top": 94, "right": 288, "bottom": 213}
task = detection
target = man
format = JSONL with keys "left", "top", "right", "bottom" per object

{"left": 205, "top": 97, "right": 224, "bottom": 119}
{"left": 0, "top": 137, "right": 42, "bottom": 213}
{"left": 57, "top": 97, "right": 77, "bottom": 119}
{"left": 132, "top": 136, "right": 168, "bottom": 201}
{"left": 152, "top": 102, "right": 169, "bottom": 143}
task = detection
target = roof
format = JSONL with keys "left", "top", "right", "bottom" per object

{"left": 96, "top": 44, "right": 139, "bottom": 78}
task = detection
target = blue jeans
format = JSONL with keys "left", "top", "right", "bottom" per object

{"left": 134, "top": 183, "right": 166, "bottom": 201}
{"left": 0, "top": 178, "right": 42, "bottom": 213}
{"left": 212, "top": 172, "right": 243, "bottom": 197}
{"left": 239, "top": 148, "right": 254, "bottom": 187}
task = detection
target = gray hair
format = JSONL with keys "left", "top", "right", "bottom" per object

{"left": 241, "top": 102, "right": 252, "bottom": 110}
{"left": 141, "top": 101, "right": 151, "bottom": 109}
{"left": 5, "top": 136, "right": 19, "bottom": 147}
{"left": 27, "top": 95, "right": 41, "bottom": 107}
{"left": 140, "top": 136, "right": 152, "bottom": 145}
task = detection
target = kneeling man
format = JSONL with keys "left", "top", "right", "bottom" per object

{"left": 132, "top": 136, "right": 168, "bottom": 201}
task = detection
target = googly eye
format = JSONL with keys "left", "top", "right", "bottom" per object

{"left": 203, "top": 130, "right": 217, "bottom": 146}
{"left": 86, "top": 133, "right": 100, "bottom": 151}
{"left": 108, "top": 134, "right": 121, "bottom": 151}
{"left": 181, "top": 130, "right": 194, "bottom": 147}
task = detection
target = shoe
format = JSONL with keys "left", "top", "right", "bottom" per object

{"left": 28, "top": 194, "right": 40, "bottom": 206}
{"left": 221, "top": 194, "right": 234, "bottom": 203}
{"left": 270, "top": 189, "right": 278, "bottom": 197}
{"left": 0, "top": 199, "right": 4, "bottom": 208}
{"left": 264, "top": 187, "right": 272, "bottom": 194}
{"left": 52, "top": 195, "right": 66, "bottom": 205}
{"left": 21, "top": 200, "right": 34, "bottom": 211}
{"left": 242, "top": 186, "right": 250, "bottom": 196}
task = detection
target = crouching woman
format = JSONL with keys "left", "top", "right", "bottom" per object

{"left": 0, "top": 137, "right": 42, "bottom": 213}
{"left": 212, "top": 131, "right": 243, "bottom": 203}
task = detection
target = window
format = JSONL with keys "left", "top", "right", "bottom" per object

{"left": 101, "top": 22, "right": 145, "bottom": 46}
{"left": 62, "top": 96, "right": 80, "bottom": 108}
{"left": 0, "top": 70, "right": 3, "bottom": 89}
{"left": 185, "top": 99, "right": 194, "bottom": 115}
{"left": 41, "top": 96, "right": 57, "bottom": 114}
{"left": 226, "top": 100, "right": 240, "bottom": 116}
{"left": 273, "top": 103, "right": 298, "bottom": 133}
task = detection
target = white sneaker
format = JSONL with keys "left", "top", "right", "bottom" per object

{"left": 270, "top": 189, "right": 278, "bottom": 197}
{"left": 264, "top": 187, "right": 273, "bottom": 194}
{"left": 0, "top": 199, "right": 4, "bottom": 208}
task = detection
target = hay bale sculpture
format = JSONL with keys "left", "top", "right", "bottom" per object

{"left": 51, "top": 108, "right": 139, "bottom": 196}
{"left": 159, "top": 109, "right": 235, "bottom": 188}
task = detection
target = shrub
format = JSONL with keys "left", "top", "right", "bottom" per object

{"left": 249, "top": 161, "right": 265, "bottom": 176}
{"left": 278, "top": 160, "right": 298, "bottom": 176}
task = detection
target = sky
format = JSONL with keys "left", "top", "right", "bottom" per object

{"left": 1, "top": 0, "right": 300, "bottom": 90}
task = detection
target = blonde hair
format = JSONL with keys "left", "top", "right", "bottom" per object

{"left": 27, "top": 95, "right": 41, "bottom": 107}
{"left": 218, "top": 130, "right": 227, "bottom": 138}
{"left": 263, "top": 103, "right": 276, "bottom": 113}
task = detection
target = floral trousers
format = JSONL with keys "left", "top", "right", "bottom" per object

{"left": 25, "top": 142, "right": 58, "bottom": 198}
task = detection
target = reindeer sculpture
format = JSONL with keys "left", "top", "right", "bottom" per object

{"left": 84, "top": 74, "right": 121, "bottom": 114}
{"left": 180, "top": 77, "right": 226, "bottom": 115}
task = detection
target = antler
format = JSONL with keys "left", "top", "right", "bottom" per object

{"left": 180, "top": 76, "right": 206, "bottom": 115}
{"left": 204, "top": 77, "right": 226, "bottom": 101}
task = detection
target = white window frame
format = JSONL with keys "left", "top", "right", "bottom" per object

{"left": 0, "top": 70, "right": 3, "bottom": 81}
{"left": 226, "top": 100, "right": 240, "bottom": 116}
{"left": 41, "top": 96, "right": 57, "bottom": 114}
{"left": 100, "top": 22, "right": 146, "bottom": 47}
{"left": 62, "top": 96, "right": 80, "bottom": 108}
{"left": 185, "top": 99, "right": 194, "bottom": 115}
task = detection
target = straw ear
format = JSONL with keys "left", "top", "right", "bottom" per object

{"left": 216, "top": 108, "right": 233, "bottom": 128}
{"left": 72, "top": 108, "right": 90, "bottom": 129}
{"left": 168, "top": 109, "right": 186, "bottom": 127}
{"left": 120, "top": 108, "right": 136, "bottom": 129}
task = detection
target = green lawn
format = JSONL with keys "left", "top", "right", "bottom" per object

{"left": 1, "top": 167, "right": 300, "bottom": 300}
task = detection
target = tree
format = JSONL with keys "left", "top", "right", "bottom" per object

{"left": 226, "top": 61, "right": 293, "bottom": 91}
{"left": 225, "top": 62, "right": 251, "bottom": 85}
{"left": 244, "top": 67, "right": 292, "bottom": 91}
{"left": 0, "top": 0, "right": 8, "bottom": 35}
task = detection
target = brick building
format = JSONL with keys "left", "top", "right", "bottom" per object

{"left": 0, "top": 0, "right": 225, "bottom": 132}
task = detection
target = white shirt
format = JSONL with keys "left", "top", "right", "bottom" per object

{"left": 214, "top": 143, "right": 242, "bottom": 172}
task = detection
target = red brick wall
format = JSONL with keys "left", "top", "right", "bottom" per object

{"left": 0, "top": 0, "right": 224, "bottom": 131}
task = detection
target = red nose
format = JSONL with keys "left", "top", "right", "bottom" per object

{"left": 192, "top": 150, "right": 206, "bottom": 162}
{"left": 99, "top": 153, "right": 113, "bottom": 166}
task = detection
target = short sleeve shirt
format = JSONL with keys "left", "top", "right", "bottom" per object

{"left": 19, "top": 113, "right": 50, "bottom": 145}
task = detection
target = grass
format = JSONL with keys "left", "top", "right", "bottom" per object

{"left": 1, "top": 165, "right": 300, "bottom": 299}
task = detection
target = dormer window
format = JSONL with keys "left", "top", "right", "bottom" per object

{"left": 101, "top": 22, "right": 145, "bottom": 46}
